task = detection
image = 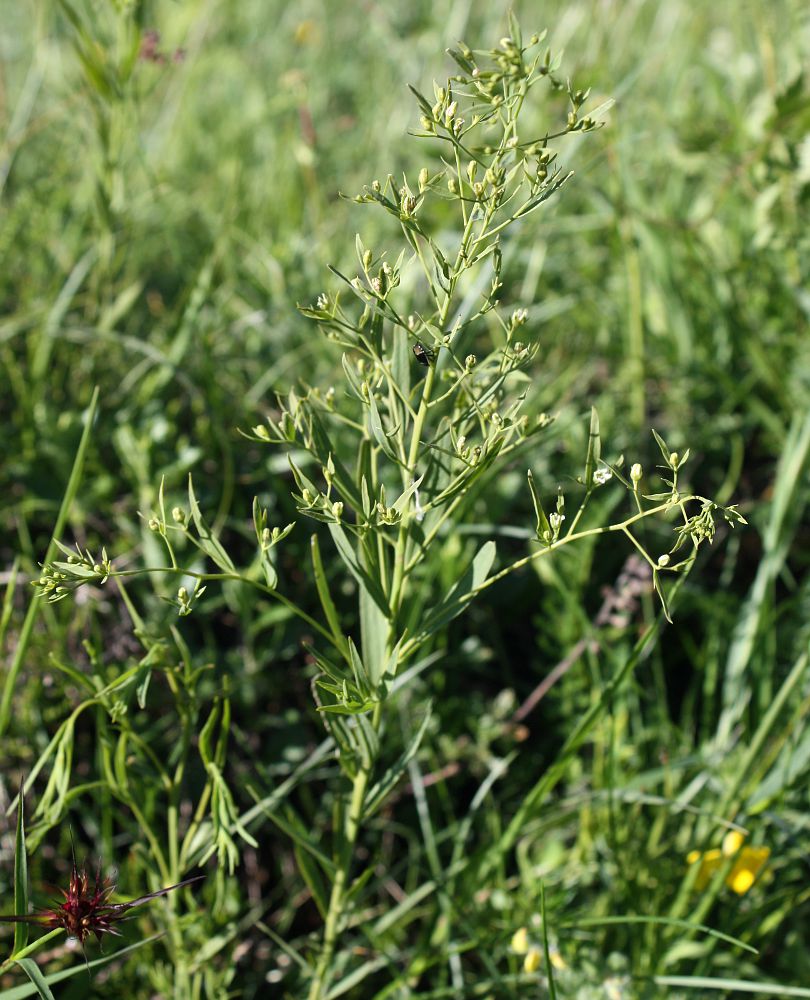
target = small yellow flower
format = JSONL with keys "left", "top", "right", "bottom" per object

{"left": 293, "top": 19, "right": 318, "bottom": 45}
{"left": 510, "top": 926, "right": 529, "bottom": 955}
{"left": 511, "top": 923, "right": 567, "bottom": 973}
{"left": 523, "top": 946, "right": 542, "bottom": 973}
{"left": 687, "top": 830, "right": 770, "bottom": 894}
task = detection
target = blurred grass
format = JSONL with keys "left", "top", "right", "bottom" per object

{"left": 1, "top": 0, "right": 809, "bottom": 996}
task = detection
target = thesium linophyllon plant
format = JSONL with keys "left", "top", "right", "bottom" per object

{"left": 25, "top": 21, "right": 744, "bottom": 998}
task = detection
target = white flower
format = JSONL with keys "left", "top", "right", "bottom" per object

{"left": 593, "top": 468, "right": 612, "bottom": 485}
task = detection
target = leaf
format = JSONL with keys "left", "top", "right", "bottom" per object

{"left": 306, "top": 409, "right": 364, "bottom": 511}
{"left": 310, "top": 535, "right": 349, "bottom": 660}
{"left": 584, "top": 406, "right": 601, "bottom": 489}
{"left": 652, "top": 427, "right": 673, "bottom": 465}
{"left": 392, "top": 475, "right": 424, "bottom": 515}
{"left": 366, "top": 392, "right": 402, "bottom": 464}
{"left": 187, "top": 476, "right": 236, "bottom": 573}
{"left": 540, "top": 883, "right": 558, "bottom": 1000}
{"left": 294, "top": 843, "right": 329, "bottom": 920}
{"left": 527, "top": 469, "right": 551, "bottom": 541}
{"left": 349, "top": 713, "right": 379, "bottom": 771}
{"left": 0, "top": 933, "right": 165, "bottom": 999}
{"left": 13, "top": 786, "right": 28, "bottom": 954}
{"left": 341, "top": 353, "right": 366, "bottom": 402}
{"left": 14, "top": 960, "right": 56, "bottom": 1000}
{"left": 365, "top": 704, "right": 432, "bottom": 816}
{"left": 346, "top": 638, "right": 372, "bottom": 696}
{"left": 360, "top": 583, "right": 388, "bottom": 687}
{"left": 652, "top": 568, "right": 673, "bottom": 623}
{"left": 420, "top": 541, "right": 497, "bottom": 635}
{"left": 507, "top": 9, "right": 523, "bottom": 47}
{"left": 271, "top": 807, "right": 336, "bottom": 879}
{"left": 390, "top": 326, "right": 411, "bottom": 401}
{"left": 407, "top": 84, "right": 434, "bottom": 117}
{"left": 327, "top": 523, "right": 390, "bottom": 617}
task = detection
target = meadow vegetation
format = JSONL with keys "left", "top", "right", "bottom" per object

{"left": 1, "top": 2, "right": 809, "bottom": 998}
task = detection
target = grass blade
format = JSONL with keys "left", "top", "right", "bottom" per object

{"left": 12, "top": 960, "right": 55, "bottom": 1000}
{"left": 0, "top": 386, "right": 99, "bottom": 737}
{"left": 13, "top": 788, "right": 28, "bottom": 955}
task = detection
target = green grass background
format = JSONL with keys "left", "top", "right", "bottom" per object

{"left": 1, "top": 0, "right": 809, "bottom": 997}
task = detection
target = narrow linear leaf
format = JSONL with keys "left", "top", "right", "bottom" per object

{"left": 360, "top": 583, "right": 388, "bottom": 688}
{"left": 584, "top": 406, "right": 600, "bottom": 489}
{"left": 13, "top": 786, "right": 28, "bottom": 954}
{"left": 366, "top": 704, "right": 433, "bottom": 816}
{"left": 188, "top": 476, "right": 236, "bottom": 573}
{"left": 420, "top": 540, "right": 497, "bottom": 635}
{"left": 652, "top": 976, "right": 810, "bottom": 997}
{"left": 527, "top": 469, "right": 550, "bottom": 541}
{"left": 562, "top": 915, "right": 757, "bottom": 955}
{"left": 0, "top": 933, "right": 164, "bottom": 999}
{"left": 294, "top": 842, "right": 329, "bottom": 919}
{"left": 310, "top": 535, "right": 349, "bottom": 660}
{"left": 13, "top": 960, "right": 56, "bottom": 1000}
{"left": 366, "top": 392, "right": 402, "bottom": 464}
{"left": 540, "top": 883, "right": 558, "bottom": 1000}
{"left": 327, "top": 523, "right": 390, "bottom": 617}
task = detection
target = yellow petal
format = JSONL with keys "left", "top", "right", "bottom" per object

{"left": 523, "top": 946, "right": 542, "bottom": 974}
{"left": 511, "top": 927, "right": 529, "bottom": 955}
{"left": 729, "top": 868, "right": 755, "bottom": 894}
{"left": 727, "top": 846, "right": 770, "bottom": 894}
{"left": 722, "top": 830, "right": 745, "bottom": 856}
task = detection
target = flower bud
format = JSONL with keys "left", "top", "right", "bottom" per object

{"left": 630, "top": 463, "right": 643, "bottom": 485}
{"left": 331, "top": 501, "right": 344, "bottom": 520}
{"left": 172, "top": 506, "right": 186, "bottom": 525}
{"left": 657, "top": 554, "right": 671, "bottom": 567}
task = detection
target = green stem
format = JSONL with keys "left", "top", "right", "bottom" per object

{"left": 106, "top": 566, "right": 336, "bottom": 648}
{"left": 307, "top": 703, "right": 382, "bottom": 1000}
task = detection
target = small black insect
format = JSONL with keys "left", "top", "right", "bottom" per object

{"left": 412, "top": 342, "right": 433, "bottom": 367}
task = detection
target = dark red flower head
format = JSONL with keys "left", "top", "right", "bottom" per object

{"left": 1, "top": 863, "right": 203, "bottom": 944}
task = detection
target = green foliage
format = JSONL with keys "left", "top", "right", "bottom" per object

{"left": 1, "top": 1, "right": 809, "bottom": 998}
